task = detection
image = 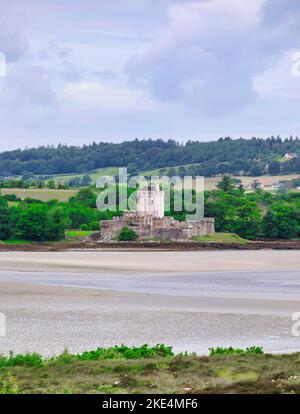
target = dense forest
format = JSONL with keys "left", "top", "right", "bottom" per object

{"left": 1, "top": 136, "right": 300, "bottom": 178}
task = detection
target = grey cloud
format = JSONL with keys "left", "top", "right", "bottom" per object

{"left": 93, "top": 70, "right": 117, "bottom": 80}
{"left": 126, "top": 0, "right": 300, "bottom": 117}
{"left": 38, "top": 41, "right": 71, "bottom": 61}
{"left": 59, "top": 62, "right": 86, "bottom": 82}
{"left": 0, "top": 28, "right": 27, "bottom": 62}
{"left": 0, "top": 62, "right": 58, "bottom": 125}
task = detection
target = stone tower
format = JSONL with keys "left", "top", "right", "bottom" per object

{"left": 136, "top": 183, "right": 164, "bottom": 218}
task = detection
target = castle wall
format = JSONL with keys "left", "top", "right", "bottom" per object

{"left": 100, "top": 213, "right": 215, "bottom": 241}
{"left": 99, "top": 186, "right": 215, "bottom": 241}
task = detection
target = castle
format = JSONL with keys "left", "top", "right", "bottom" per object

{"left": 100, "top": 184, "right": 215, "bottom": 241}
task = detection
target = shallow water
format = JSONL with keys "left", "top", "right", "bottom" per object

{"left": 1, "top": 269, "right": 300, "bottom": 298}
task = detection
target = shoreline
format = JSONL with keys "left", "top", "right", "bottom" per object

{"left": 1, "top": 239, "right": 300, "bottom": 252}
{"left": 0, "top": 250, "right": 299, "bottom": 273}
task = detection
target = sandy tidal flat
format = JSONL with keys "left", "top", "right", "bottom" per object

{"left": 0, "top": 250, "right": 299, "bottom": 273}
{"left": 0, "top": 250, "right": 299, "bottom": 356}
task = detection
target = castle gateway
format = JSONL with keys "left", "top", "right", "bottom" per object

{"left": 100, "top": 184, "right": 215, "bottom": 241}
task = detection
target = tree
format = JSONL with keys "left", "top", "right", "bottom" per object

{"left": 65, "top": 204, "right": 98, "bottom": 229}
{"left": 19, "top": 205, "right": 49, "bottom": 241}
{"left": 216, "top": 175, "right": 235, "bottom": 193}
{"left": 118, "top": 227, "right": 138, "bottom": 241}
{"left": 251, "top": 180, "right": 261, "bottom": 190}
{"left": 0, "top": 197, "right": 12, "bottom": 240}
{"left": 262, "top": 206, "right": 299, "bottom": 239}
{"left": 68, "top": 177, "right": 82, "bottom": 188}
{"left": 81, "top": 174, "right": 92, "bottom": 187}
{"left": 17, "top": 204, "right": 69, "bottom": 241}
{"left": 22, "top": 171, "right": 35, "bottom": 182}
{"left": 69, "top": 188, "right": 96, "bottom": 208}
{"left": 47, "top": 180, "right": 56, "bottom": 189}
{"left": 35, "top": 180, "right": 45, "bottom": 189}
{"left": 248, "top": 164, "right": 264, "bottom": 176}
{"left": 45, "top": 207, "right": 69, "bottom": 241}
{"left": 268, "top": 161, "right": 281, "bottom": 175}
{"left": 205, "top": 192, "right": 262, "bottom": 239}
{"left": 1, "top": 137, "right": 300, "bottom": 178}
{"left": 18, "top": 204, "right": 68, "bottom": 241}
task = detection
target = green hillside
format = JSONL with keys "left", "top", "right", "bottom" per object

{"left": 1, "top": 137, "right": 300, "bottom": 178}
{"left": 50, "top": 167, "right": 120, "bottom": 185}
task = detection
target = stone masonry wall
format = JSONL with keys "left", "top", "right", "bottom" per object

{"left": 100, "top": 212, "right": 215, "bottom": 241}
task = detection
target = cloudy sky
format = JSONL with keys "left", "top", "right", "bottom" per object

{"left": 0, "top": 0, "right": 300, "bottom": 150}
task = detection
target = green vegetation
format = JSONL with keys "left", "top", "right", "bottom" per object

{"left": 0, "top": 188, "right": 104, "bottom": 243}
{"left": 193, "top": 233, "right": 248, "bottom": 244}
{"left": 118, "top": 227, "right": 138, "bottom": 241}
{"left": 51, "top": 167, "right": 120, "bottom": 187}
{"left": 0, "top": 345, "right": 174, "bottom": 368}
{"left": 0, "top": 352, "right": 43, "bottom": 368}
{"left": 65, "top": 230, "right": 95, "bottom": 238}
{"left": 209, "top": 346, "right": 264, "bottom": 356}
{"left": 203, "top": 176, "right": 300, "bottom": 240}
{"left": 1, "top": 176, "right": 300, "bottom": 243}
{"left": 15, "top": 204, "right": 66, "bottom": 242}
{"left": 0, "top": 345, "right": 300, "bottom": 394}
{"left": 0, "top": 137, "right": 300, "bottom": 178}
{"left": 74, "top": 344, "right": 173, "bottom": 361}
{"left": 0, "top": 197, "right": 12, "bottom": 240}
{"left": 3, "top": 239, "right": 32, "bottom": 245}
{"left": 0, "top": 374, "right": 21, "bottom": 394}
{"left": 1, "top": 188, "right": 77, "bottom": 202}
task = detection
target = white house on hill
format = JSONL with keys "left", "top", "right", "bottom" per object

{"left": 283, "top": 152, "right": 298, "bottom": 160}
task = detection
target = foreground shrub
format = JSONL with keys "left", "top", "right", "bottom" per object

{"left": 0, "top": 345, "right": 265, "bottom": 368}
{"left": 77, "top": 344, "right": 174, "bottom": 360}
{"left": 0, "top": 352, "right": 43, "bottom": 367}
{"left": 3, "top": 194, "right": 21, "bottom": 202}
{"left": 118, "top": 227, "right": 138, "bottom": 241}
{"left": 209, "top": 346, "right": 264, "bottom": 356}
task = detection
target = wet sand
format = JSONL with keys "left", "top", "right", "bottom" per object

{"left": 0, "top": 250, "right": 299, "bottom": 356}
{"left": 0, "top": 250, "right": 299, "bottom": 273}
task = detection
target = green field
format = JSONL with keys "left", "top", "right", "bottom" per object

{"left": 65, "top": 230, "right": 95, "bottom": 238}
{"left": 2, "top": 239, "right": 32, "bottom": 245}
{"left": 193, "top": 233, "right": 248, "bottom": 244}
{"left": 1, "top": 188, "right": 78, "bottom": 202}
{"left": 50, "top": 167, "right": 120, "bottom": 185}
{"left": 128, "top": 167, "right": 300, "bottom": 191}
{"left": 4, "top": 167, "right": 300, "bottom": 194}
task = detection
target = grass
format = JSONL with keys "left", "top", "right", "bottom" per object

{"left": 50, "top": 167, "right": 120, "bottom": 185}
{"left": 193, "top": 232, "right": 248, "bottom": 244}
{"left": 1, "top": 345, "right": 300, "bottom": 394}
{"left": 65, "top": 230, "right": 95, "bottom": 238}
{"left": 1, "top": 188, "right": 78, "bottom": 202}
{"left": 140, "top": 169, "right": 300, "bottom": 191}
{"left": 2, "top": 239, "right": 32, "bottom": 245}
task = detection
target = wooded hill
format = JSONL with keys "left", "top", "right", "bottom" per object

{"left": 1, "top": 136, "right": 300, "bottom": 178}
